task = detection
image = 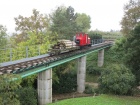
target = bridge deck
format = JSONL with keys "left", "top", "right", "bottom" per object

{"left": 0, "top": 44, "right": 99, "bottom": 67}
{"left": 0, "top": 42, "right": 113, "bottom": 76}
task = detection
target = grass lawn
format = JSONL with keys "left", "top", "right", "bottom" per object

{"left": 48, "top": 94, "right": 140, "bottom": 105}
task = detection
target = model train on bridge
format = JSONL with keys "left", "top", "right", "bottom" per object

{"left": 49, "top": 33, "right": 92, "bottom": 55}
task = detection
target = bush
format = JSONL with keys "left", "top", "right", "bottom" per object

{"left": 87, "top": 67, "right": 102, "bottom": 75}
{"left": 20, "top": 74, "right": 37, "bottom": 88}
{"left": 98, "top": 64, "right": 135, "bottom": 95}
{"left": 16, "top": 87, "right": 37, "bottom": 105}
{"left": 84, "top": 84, "right": 93, "bottom": 94}
{"left": 0, "top": 74, "right": 21, "bottom": 105}
{"left": 53, "top": 72, "right": 77, "bottom": 93}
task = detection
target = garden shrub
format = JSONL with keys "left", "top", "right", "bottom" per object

{"left": 53, "top": 72, "right": 77, "bottom": 93}
{"left": 87, "top": 67, "right": 102, "bottom": 75}
{"left": 98, "top": 64, "right": 135, "bottom": 95}
{"left": 16, "top": 87, "right": 37, "bottom": 105}
{"left": 0, "top": 74, "right": 21, "bottom": 105}
{"left": 84, "top": 84, "right": 93, "bottom": 94}
{"left": 20, "top": 74, "right": 37, "bottom": 88}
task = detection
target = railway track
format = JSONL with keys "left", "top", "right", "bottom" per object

{"left": 0, "top": 42, "right": 112, "bottom": 75}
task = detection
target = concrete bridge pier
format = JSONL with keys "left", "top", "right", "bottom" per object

{"left": 98, "top": 49, "right": 104, "bottom": 67}
{"left": 77, "top": 56, "right": 86, "bottom": 93}
{"left": 38, "top": 69, "right": 52, "bottom": 105}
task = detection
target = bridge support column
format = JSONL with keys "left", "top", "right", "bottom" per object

{"left": 98, "top": 49, "right": 104, "bottom": 67}
{"left": 38, "top": 69, "right": 52, "bottom": 105}
{"left": 77, "top": 56, "right": 86, "bottom": 93}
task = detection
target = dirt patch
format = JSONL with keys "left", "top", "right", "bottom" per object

{"left": 52, "top": 92, "right": 93, "bottom": 102}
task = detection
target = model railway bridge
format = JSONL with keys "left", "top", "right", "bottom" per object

{"left": 0, "top": 41, "right": 113, "bottom": 105}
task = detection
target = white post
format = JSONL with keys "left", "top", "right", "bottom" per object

{"left": 98, "top": 49, "right": 104, "bottom": 67}
{"left": 77, "top": 56, "right": 86, "bottom": 93}
{"left": 38, "top": 69, "right": 52, "bottom": 105}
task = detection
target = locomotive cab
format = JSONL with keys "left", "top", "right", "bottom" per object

{"left": 75, "top": 33, "right": 91, "bottom": 47}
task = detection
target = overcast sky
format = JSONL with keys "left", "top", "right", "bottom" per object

{"left": 0, "top": 0, "right": 129, "bottom": 33}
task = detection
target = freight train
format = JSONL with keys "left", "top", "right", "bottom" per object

{"left": 48, "top": 33, "right": 91, "bottom": 55}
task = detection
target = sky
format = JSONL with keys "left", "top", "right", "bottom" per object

{"left": 0, "top": 0, "right": 129, "bottom": 33}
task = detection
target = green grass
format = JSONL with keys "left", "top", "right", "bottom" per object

{"left": 49, "top": 94, "right": 140, "bottom": 105}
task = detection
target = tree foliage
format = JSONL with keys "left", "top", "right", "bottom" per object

{"left": 88, "top": 31, "right": 102, "bottom": 39}
{"left": 14, "top": 9, "right": 50, "bottom": 43}
{"left": 50, "top": 6, "right": 78, "bottom": 39}
{"left": 111, "top": 37, "right": 126, "bottom": 60}
{"left": 76, "top": 13, "right": 91, "bottom": 33}
{"left": 0, "top": 25, "right": 8, "bottom": 48}
{"left": 52, "top": 61, "right": 77, "bottom": 93}
{"left": 123, "top": 23, "right": 140, "bottom": 85}
{"left": 6, "top": 9, "right": 57, "bottom": 62}
{"left": 4, "top": 32, "right": 53, "bottom": 62}
{"left": 53, "top": 71, "right": 77, "bottom": 93}
{"left": 99, "top": 64, "right": 135, "bottom": 95}
{"left": 121, "top": 0, "right": 140, "bottom": 36}
{"left": 0, "top": 74, "right": 21, "bottom": 105}
{"left": 16, "top": 87, "right": 37, "bottom": 105}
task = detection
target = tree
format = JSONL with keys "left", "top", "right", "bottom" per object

{"left": 99, "top": 64, "right": 135, "bottom": 95}
{"left": 88, "top": 31, "right": 102, "bottom": 40}
{"left": 14, "top": 9, "right": 50, "bottom": 43}
{"left": 50, "top": 6, "right": 79, "bottom": 39}
{"left": 0, "top": 74, "right": 21, "bottom": 105}
{"left": 50, "top": 6, "right": 92, "bottom": 39}
{"left": 53, "top": 61, "right": 77, "bottom": 93}
{"left": 76, "top": 13, "right": 91, "bottom": 33}
{"left": 123, "top": 23, "right": 140, "bottom": 85}
{"left": 16, "top": 87, "right": 37, "bottom": 105}
{"left": 121, "top": 0, "right": 140, "bottom": 36}
{"left": 0, "top": 25, "right": 8, "bottom": 48}
{"left": 9, "top": 31, "right": 54, "bottom": 61}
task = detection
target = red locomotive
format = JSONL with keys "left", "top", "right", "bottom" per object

{"left": 74, "top": 33, "right": 91, "bottom": 47}
{"left": 49, "top": 33, "right": 91, "bottom": 55}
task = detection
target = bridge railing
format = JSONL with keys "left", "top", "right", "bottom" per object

{"left": 0, "top": 39, "right": 104, "bottom": 63}
{"left": 91, "top": 39, "right": 104, "bottom": 45}
{"left": 0, "top": 44, "right": 49, "bottom": 63}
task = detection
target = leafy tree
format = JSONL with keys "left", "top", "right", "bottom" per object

{"left": 50, "top": 6, "right": 66, "bottom": 38}
{"left": 121, "top": 0, "right": 140, "bottom": 36}
{"left": 20, "top": 74, "right": 37, "bottom": 88}
{"left": 53, "top": 72, "right": 77, "bottom": 93}
{"left": 88, "top": 31, "right": 102, "bottom": 39}
{"left": 50, "top": 6, "right": 92, "bottom": 39}
{"left": 17, "top": 31, "right": 51, "bottom": 46}
{"left": 0, "top": 25, "right": 8, "bottom": 48}
{"left": 0, "top": 74, "right": 21, "bottom": 105}
{"left": 50, "top": 6, "right": 79, "bottom": 39}
{"left": 76, "top": 13, "right": 91, "bottom": 32}
{"left": 123, "top": 23, "right": 140, "bottom": 85}
{"left": 52, "top": 61, "right": 77, "bottom": 93}
{"left": 16, "top": 87, "right": 37, "bottom": 105}
{"left": 14, "top": 9, "right": 50, "bottom": 43}
{"left": 99, "top": 64, "right": 135, "bottom": 95}
{"left": 111, "top": 37, "right": 126, "bottom": 60}
{"left": 8, "top": 31, "right": 54, "bottom": 62}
